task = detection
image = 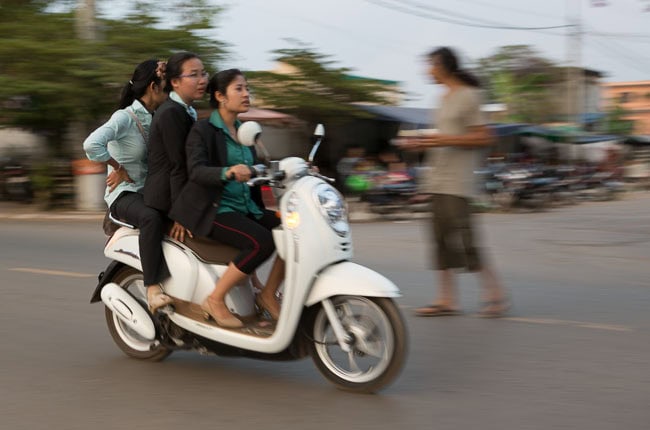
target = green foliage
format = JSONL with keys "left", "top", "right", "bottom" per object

{"left": 0, "top": 1, "right": 226, "bottom": 156}
{"left": 603, "top": 104, "right": 634, "bottom": 136}
{"left": 245, "top": 44, "right": 400, "bottom": 125}
{"left": 476, "top": 45, "right": 560, "bottom": 123}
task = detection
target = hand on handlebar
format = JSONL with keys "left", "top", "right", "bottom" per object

{"left": 226, "top": 164, "right": 253, "bottom": 182}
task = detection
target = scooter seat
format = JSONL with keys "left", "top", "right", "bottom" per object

{"left": 183, "top": 236, "right": 239, "bottom": 265}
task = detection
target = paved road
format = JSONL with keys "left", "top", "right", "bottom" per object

{"left": 1, "top": 194, "right": 649, "bottom": 429}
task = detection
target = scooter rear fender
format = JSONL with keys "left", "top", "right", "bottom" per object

{"left": 305, "top": 261, "right": 401, "bottom": 307}
{"left": 90, "top": 260, "right": 126, "bottom": 303}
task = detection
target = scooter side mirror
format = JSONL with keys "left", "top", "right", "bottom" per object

{"left": 237, "top": 121, "right": 262, "bottom": 147}
{"left": 308, "top": 123, "right": 326, "bottom": 164}
{"left": 314, "top": 124, "right": 325, "bottom": 138}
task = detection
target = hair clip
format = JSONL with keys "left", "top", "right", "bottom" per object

{"left": 156, "top": 61, "right": 167, "bottom": 80}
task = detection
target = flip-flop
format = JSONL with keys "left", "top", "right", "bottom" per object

{"left": 414, "top": 304, "right": 462, "bottom": 317}
{"left": 477, "top": 299, "right": 511, "bottom": 318}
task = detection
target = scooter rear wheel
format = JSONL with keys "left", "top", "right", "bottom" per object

{"left": 105, "top": 266, "right": 171, "bottom": 362}
{"left": 308, "top": 296, "right": 407, "bottom": 393}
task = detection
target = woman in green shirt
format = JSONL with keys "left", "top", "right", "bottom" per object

{"left": 170, "top": 69, "right": 284, "bottom": 328}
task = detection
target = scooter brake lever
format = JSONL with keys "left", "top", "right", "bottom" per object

{"left": 314, "top": 172, "right": 335, "bottom": 183}
{"left": 246, "top": 177, "right": 271, "bottom": 187}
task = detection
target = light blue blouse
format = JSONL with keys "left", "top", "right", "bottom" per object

{"left": 83, "top": 100, "right": 151, "bottom": 208}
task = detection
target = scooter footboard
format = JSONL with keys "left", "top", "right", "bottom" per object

{"left": 305, "top": 262, "right": 401, "bottom": 307}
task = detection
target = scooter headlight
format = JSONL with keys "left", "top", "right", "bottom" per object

{"left": 313, "top": 183, "right": 349, "bottom": 237}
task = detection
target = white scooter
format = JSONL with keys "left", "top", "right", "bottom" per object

{"left": 90, "top": 122, "right": 408, "bottom": 393}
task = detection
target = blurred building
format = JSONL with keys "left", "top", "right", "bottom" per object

{"left": 0, "top": 127, "right": 45, "bottom": 158}
{"left": 601, "top": 81, "right": 650, "bottom": 134}
{"left": 547, "top": 67, "right": 604, "bottom": 127}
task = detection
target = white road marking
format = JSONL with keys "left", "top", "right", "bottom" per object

{"left": 502, "top": 317, "right": 634, "bottom": 332}
{"left": 400, "top": 306, "right": 634, "bottom": 332}
{"left": 9, "top": 267, "right": 96, "bottom": 278}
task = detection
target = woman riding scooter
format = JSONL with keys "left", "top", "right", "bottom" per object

{"left": 169, "top": 69, "right": 284, "bottom": 328}
{"left": 83, "top": 59, "right": 172, "bottom": 314}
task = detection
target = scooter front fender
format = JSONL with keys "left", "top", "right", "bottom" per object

{"left": 305, "top": 262, "right": 401, "bottom": 307}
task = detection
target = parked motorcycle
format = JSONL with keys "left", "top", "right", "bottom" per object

{"left": 361, "top": 170, "right": 423, "bottom": 214}
{"left": 90, "top": 123, "right": 408, "bottom": 393}
{"left": 478, "top": 164, "right": 556, "bottom": 211}
{"left": 0, "top": 157, "right": 33, "bottom": 203}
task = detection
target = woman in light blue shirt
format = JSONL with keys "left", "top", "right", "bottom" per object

{"left": 83, "top": 59, "right": 173, "bottom": 313}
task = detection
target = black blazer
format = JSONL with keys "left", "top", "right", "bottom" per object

{"left": 168, "top": 119, "right": 264, "bottom": 237}
{"left": 143, "top": 99, "right": 195, "bottom": 213}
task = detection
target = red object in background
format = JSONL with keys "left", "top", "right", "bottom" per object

{"left": 261, "top": 185, "right": 277, "bottom": 210}
{"left": 71, "top": 159, "right": 106, "bottom": 175}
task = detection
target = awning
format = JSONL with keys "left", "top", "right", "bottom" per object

{"left": 623, "top": 135, "right": 650, "bottom": 146}
{"left": 517, "top": 126, "right": 567, "bottom": 142}
{"left": 489, "top": 123, "right": 529, "bottom": 137}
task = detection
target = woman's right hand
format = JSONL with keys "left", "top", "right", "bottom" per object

{"left": 169, "top": 221, "right": 193, "bottom": 242}
{"left": 106, "top": 166, "right": 134, "bottom": 192}
{"left": 226, "top": 164, "right": 253, "bottom": 182}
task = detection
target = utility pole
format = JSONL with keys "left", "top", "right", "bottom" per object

{"left": 68, "top": 0, "right": 97, "bottom": 159}
{"left": 75, "top": 0, "right": 97, "bottom": 41}
{"left": 565, "top": 0, "right": 583, "bottom": 128}
{"left": 71, "top": 0, "right": 105, "bottom": 211}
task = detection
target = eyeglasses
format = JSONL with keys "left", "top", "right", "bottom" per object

{"left": 179, "top": 71, "right": 209, "bottom": 79}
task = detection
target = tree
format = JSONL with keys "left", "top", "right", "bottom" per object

{"left": 244, "top": 44, "right": 400, "bottom": 126}
{"left": 475, "top": 45, "right": 561, "bottom": 123}
{"left": 0, "top": 0, "right": 227, "bottom": 157}
{"left": 602, "top": 104, "right": 634, "bottom": 135}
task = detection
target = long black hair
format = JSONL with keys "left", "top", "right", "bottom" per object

{"left": 163, "top": 51, "right": 200, "bottom": 93}
{"left": 429, "top": 47, "right": 481, "bottom": 88}
{"left": 207, "top": 68, "right": 245, "bottom": 109}
{"left": 119, "top": 59, "right": 163, "bottom": 109}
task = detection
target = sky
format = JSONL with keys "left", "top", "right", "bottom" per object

{"left": 100, "top": 0, "right": 650, "bottom": 108}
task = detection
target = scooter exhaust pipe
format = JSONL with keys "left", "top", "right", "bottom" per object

{"left": 101, "top": 283, "right": 156, "bottom": 341}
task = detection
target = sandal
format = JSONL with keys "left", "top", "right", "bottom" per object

{"left": 200, "top": 298, "right": 244, "bottom": 329}
{"left": 255, "top": 294, "right": 280, "bottom": 321}
{"left": 414, "top": 304, "right": 461, "bottom": 317}
{"left": 147, "top": 286, "right": 174, "bottom": 314}
{"left": 477, "top": 298, "right": 511, "bottom": 318}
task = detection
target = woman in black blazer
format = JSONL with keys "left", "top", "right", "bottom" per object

{"left": 170, "top": 69, "right": 284, "bottom": 329}
{"left": 144, "top": 51, "right": 208, "bottom": 242}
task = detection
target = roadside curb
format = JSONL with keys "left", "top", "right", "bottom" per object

{"left": 0, "top": 204, "right": 429, "bottom": 223}
{"left": 0, "top": 209, "right": 427, "bottom": 223}
{"left": 0, "top": 210, "right": 104, "bottom": 221}
{"left": 4, "top": 191, "right": 647, "bottom": 223}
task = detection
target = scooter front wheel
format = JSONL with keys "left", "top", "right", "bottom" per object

{"left": 308, "top": 296, "right": 407, "bottom": 393}
{"left": 105, "top": 266, "right": 171, "bottom": 362}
